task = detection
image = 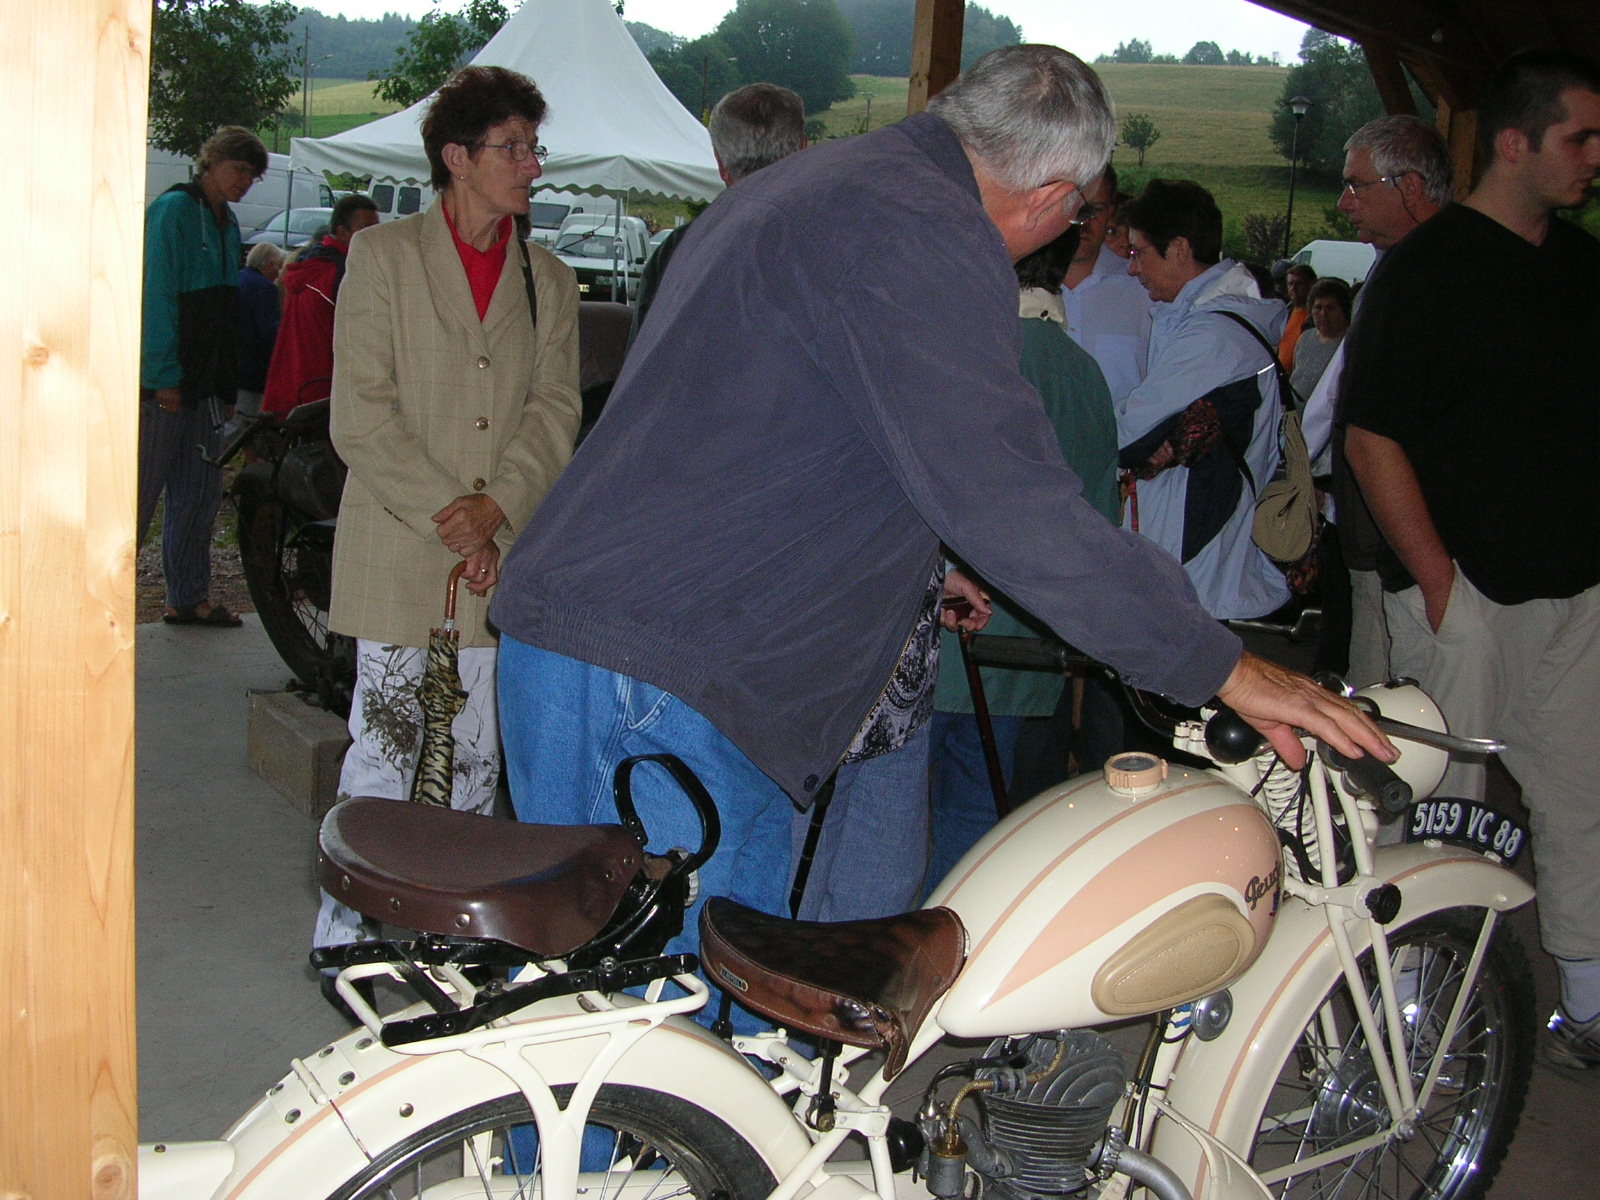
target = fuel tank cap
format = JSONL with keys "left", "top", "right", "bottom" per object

{"left": 1104, "top": 751, "right": 1168, "bottom": 796}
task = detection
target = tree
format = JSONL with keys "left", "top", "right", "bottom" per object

{"left": 834, "top": 1, "right": 1020, "bottom": 77}
{"left": 1242, "top": 213, "right": 1288, "bottom": 263}
{"left": 649, "top": 34, "right": 740, "bottom": 119}
{"left": 959, "top": 4, "right": 1024, "bottom": 70}
{"left": 715, "top": 0, "right": 855, "bottom": 115}
{"left": 1110, "top": 38, "right": 1153, "bottom": 64}
{"left": 1120, "top": 112, "right": 1161, "bottom": 166}
{"left": 1268, "top": 29, "right": 1400, "bottom": 174}
{"left": 371, "top": 0, "right": 508, "bottom": 109}
{"left": 149, "top": 0, "right": 298, "bottom": 157}
{"left": 1183, "top": 40, "right": 1224, "bottom": 66}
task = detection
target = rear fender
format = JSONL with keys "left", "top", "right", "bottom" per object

{"left": 1151, "top": 846, "right": 1532, "bottom": 1200}
{"left": 207, "top": 1005, "right": 811, "bottom": 1199}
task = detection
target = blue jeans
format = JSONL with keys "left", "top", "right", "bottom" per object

{"left": 498, "top": 638, "right": 794, "bottom": 1028}
{"left": 925, "top": 710, "right": 1023, "bottom": 899}
{"left": 789, "top": 724, "right": 931, "bottom": 922}
{"left": 137, "top": 397, "right": 225, "bottom": 609}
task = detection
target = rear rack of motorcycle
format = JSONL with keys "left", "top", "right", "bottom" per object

{"left": 315, "top": 937, "right": 703, "bottom": 1049}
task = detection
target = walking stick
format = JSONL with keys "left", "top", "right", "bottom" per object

{"left": 957, "top": 625, "right": 1012, "bottom": 819}
{"left": 788, "top": 772, "right": 837, "bottom": 917}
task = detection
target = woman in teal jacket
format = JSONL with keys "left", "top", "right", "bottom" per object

{"left": 139, "top": 124, "right": 265, "bottom": 626}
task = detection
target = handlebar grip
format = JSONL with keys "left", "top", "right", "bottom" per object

{"left": 1204, "top": 709, "right": 1268, "bottom": 764}
{"left": 1321, "top": 744, "right": 1412, "bottom": 815}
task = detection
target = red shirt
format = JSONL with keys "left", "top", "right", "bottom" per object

{"left": 443, "top": 205, "right": 512, "bottom": 321}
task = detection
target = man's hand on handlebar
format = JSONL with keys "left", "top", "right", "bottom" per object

{"left": 1216, "top": 650, "right": 1396, "bottom": 770}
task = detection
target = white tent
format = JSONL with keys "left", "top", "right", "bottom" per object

{"left": 289, "top": 0, "right": 723, "bottom": 203}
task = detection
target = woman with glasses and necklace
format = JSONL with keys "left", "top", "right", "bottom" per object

{"left": 314, "top": 66, "right": 581, "bottom": 988}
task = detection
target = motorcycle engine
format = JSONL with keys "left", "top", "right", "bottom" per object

{"left": 925, "top": 1031, "right": 1127, "bottom": 1200}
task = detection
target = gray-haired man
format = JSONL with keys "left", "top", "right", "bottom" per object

{"left": 630, "top": 82, "right": 807, "bottom": 334}
{"left": 490, "top": 47, "right": 1390, "bottom": 972}
{"left": 1301, "top": 114, "right": 1453, "bottom": 685}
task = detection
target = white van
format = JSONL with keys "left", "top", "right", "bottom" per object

{"left": 145, "top": 146, "right": 333, "bottom": 235}
{"left": 1289, "top": 239, "right": 1376, "bottom": 285}
{"left": 528, "top": 189, "right": 589, "bottom": 248}
{"left": 365, "top": 179, "right": 434, "bottom": 222}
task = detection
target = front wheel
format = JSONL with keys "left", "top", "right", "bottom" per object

{"left": 1241, "top": 909, "right": 1533, "bottom": 1199}
{"left": 324, "top": 1083, "right": 777, "bottom": 1200}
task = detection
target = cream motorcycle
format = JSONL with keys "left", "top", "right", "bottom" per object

{"left": 139, "top": 678, "right": 1535, "bottom": 1200}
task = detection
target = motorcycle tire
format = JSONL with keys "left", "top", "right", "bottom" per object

{"left": 1237, "top": 908, "right": 1533, "bottom": 1200}
{"left": 236, "top": 486, "right": 356, "bottom": 718}
{"left": 322, "top": 1082, "right": 777, "bottom": 1200}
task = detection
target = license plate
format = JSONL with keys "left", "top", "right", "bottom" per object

{"left": 1403, "top": 798, "right": 1528, "bottom": 864}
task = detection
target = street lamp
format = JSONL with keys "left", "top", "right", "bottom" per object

{"left": 301, "top": 30, "right": 335, "bottom": 139}
{"left": 1282, "top": 94, "right": 1312, "bottom": 258}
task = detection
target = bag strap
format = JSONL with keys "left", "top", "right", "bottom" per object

{"left": 1212, "top": 309, "right": 1303, "bottom": 409}
{"left": 515, "top": 215, "right": 540, "bottom": 331}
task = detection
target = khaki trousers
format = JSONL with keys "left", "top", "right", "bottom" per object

{"left": 1386, "top": 570, "right": 1600, "bottom": 960}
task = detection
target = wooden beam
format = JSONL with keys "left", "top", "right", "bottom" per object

{"left": 1436, "top": 94, "right": 1481, "bottom": 199}
{"left": 1, "top": 0, "right": 145, "bottom": 1195}
{"left": 1361, "top": 38, "right": 1418, "bottom": 115}
{"left": 907, "top": 0, "right": 962, "bottom": 115}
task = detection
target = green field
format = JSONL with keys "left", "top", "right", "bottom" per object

{"left": 283, "top": 69, "right": 1348, "bottom": 256}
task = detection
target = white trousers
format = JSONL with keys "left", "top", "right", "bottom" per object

{"left": 1385, "top": 570, "right": 1600, "bottom": 959}
{"left": 314, "top": 637, "right": 500, "bottom": 950}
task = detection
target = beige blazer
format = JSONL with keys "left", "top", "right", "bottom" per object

{"left": 329, "top": 200, "right": 581, "bottom": 648}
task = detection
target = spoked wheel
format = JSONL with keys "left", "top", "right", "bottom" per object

{"left": 325, "top": 1083, "right": 776, "bottom": 1200}
{"left": 1246, "top": 909, "right": 1533, "bottom": 1199}
{"left": 236, "top": 487, "right": 355, "bottom": 717}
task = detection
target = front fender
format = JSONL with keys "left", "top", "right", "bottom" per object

{"left": 1152, "top": 845, "right": 1532, "bottom": 1200}
{"left": 201, "top": 1000, "right": 812, "bottom": 1199}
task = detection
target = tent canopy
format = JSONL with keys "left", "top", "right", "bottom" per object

{"left": 290, "top": 0, "right": 723, "bottom": 203}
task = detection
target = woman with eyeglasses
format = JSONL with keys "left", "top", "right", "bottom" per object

{"left": 314, "top": 65, "right": 581, "bottom": 992}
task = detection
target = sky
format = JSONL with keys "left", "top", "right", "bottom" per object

{"left": 314, "top": 0, "right": 1314, "bottom": 67}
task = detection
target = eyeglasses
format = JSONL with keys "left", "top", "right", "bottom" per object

{"left": 1341, "top": 174, "right": 1401, "bottom": 196}
{"left": 1068, "top": 202, "right": 1109, "bottom": 227}
{"left": 479, "top": 140, "right": 549, "bottom": 164}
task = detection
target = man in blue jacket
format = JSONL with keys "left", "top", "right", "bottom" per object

{"left": 140, "top": 124, "right": 266, "bottom": 627}
{"left": 490, "top": 47, "right": 1390, "bottom": 972}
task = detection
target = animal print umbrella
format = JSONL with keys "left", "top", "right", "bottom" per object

{"left": 410, "top": 562, "right": 468, "bottom": 808}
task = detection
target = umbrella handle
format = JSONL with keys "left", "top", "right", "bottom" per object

{"left": 444, "top": 562, "right": 467, "bottom": 622}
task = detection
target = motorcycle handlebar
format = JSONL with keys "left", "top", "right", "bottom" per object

{"left": 1318, "top": 742, "right": 1413, "bottom": 815}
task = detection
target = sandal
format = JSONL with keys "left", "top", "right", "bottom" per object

{"left": 163, "top": 602, "right": 244, "bottom": 628}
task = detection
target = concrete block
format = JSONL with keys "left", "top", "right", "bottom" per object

{"left": 247, "top": 690, "right": 350, "bottom": 819}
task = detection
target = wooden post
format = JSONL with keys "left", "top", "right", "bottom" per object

{"left": 1, "top": 0, "right": 146, "bottom": 1196}
{"left": 1361, "top": 39, "right": 1419, "bottom": 117}
{"left": 907, "top": 0, "right": 963, "bottom": 115}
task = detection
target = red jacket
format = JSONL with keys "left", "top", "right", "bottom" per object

{"left": 261, "top": 237, "right": 347, "bottom": 416}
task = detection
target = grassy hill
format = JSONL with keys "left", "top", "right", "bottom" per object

{"left": 288, "top": 67, "right": 1348, "bottom": 256}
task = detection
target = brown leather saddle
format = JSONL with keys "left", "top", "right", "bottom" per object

{"left": 700, "top": 898, "right": 967, "bottom": 1078}
{"left": 317, "top": 797, "right": 646, "bottom": 957}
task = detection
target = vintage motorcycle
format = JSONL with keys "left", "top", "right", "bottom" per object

{"left": 221, "top": 397, "right": 356, "bottom": 716}
{"left": 138, "top": 676, "right": 1533, "bottom": 1200}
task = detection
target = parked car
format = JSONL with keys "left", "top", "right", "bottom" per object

{"left": 244, "top": 207, "right": 335, "bottom": 253}
{"left": 551, "top": 213, "right": 651, "bottom": 302}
